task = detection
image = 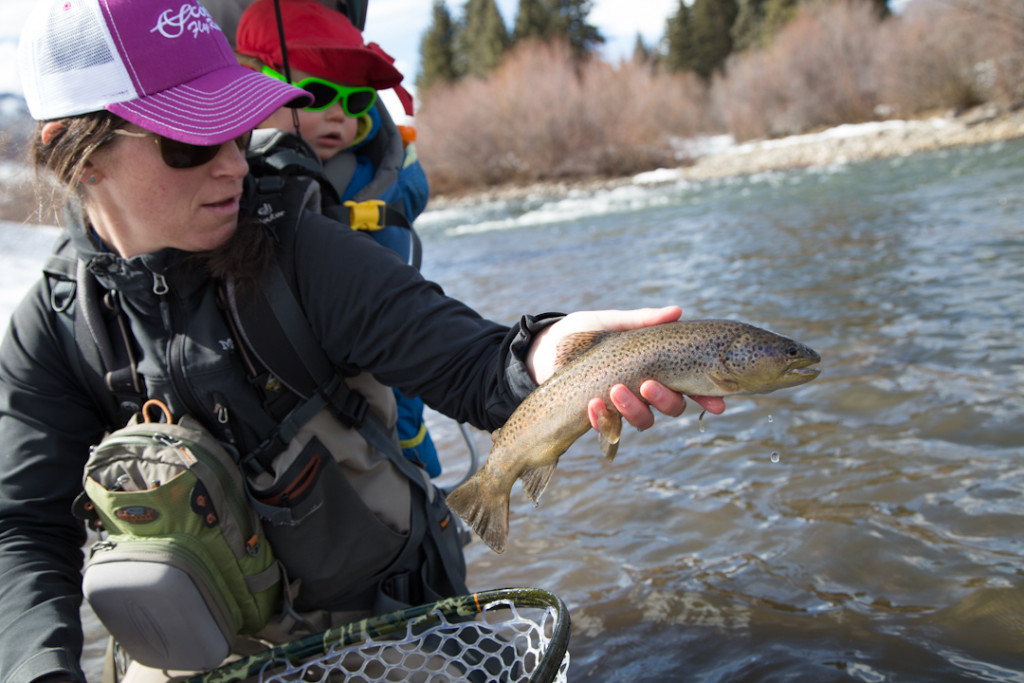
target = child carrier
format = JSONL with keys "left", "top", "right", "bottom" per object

{"left": 246, "top": 128, "right": 440, "bottom": 476}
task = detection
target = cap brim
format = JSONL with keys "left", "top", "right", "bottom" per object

{"left": 108, "top": 65, "right": 313, "bottom": 145}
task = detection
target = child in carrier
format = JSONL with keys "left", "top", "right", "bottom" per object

{"left": 236, "top": 0, "right": 439, "bottom": 474}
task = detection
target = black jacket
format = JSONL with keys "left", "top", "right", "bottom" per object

{"left": 0, "top": 200, "right": 548, "bottom": 683}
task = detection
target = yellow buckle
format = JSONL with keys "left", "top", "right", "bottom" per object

{"left": 344, "top": 199, "right": 387, "bottom": 232}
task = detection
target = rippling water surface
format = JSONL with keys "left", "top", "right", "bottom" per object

{"left": 417, "top": 139, "right": 1024, "bottom": 681}
{"left": 32, "top": 138, "right": 1020, "bottom": 680}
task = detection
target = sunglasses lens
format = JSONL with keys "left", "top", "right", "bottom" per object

{"left": 343, "top": 90, "right": 376, "bottom": 117}
{"left": 158, "top": 132, "right": 251, "bottom": 169}
{"left": 302, "top": 81, "right": 341, "bottom": 111}
{"left": 235, "top": 131, "right": 252, "bottom": 152}
{"left": 159, "top": 138, "right": 219, "bottom": 169}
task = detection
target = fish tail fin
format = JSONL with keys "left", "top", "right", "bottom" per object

{"left": 521, "top": 462, "right": 558, "bottom": 505}
{"left": 446, "top": 475, "right": 510, "bottom": 554}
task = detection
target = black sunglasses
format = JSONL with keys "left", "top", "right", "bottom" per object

{"left": 115, "top": 129, "right": 252, "bottom": 170}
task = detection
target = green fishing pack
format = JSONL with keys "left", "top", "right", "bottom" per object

{"left": 77, "top": 400, "right": 282, "bottom": 671}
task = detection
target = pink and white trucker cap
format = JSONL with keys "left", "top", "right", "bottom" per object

{"left": 17, "top": 0, "right": 312, "bottom": 145}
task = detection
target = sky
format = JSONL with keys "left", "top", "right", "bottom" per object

{"left": 0, "top": 0, "right": 679, "bottom": 101}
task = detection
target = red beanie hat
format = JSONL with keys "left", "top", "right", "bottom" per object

{"left": 237, "top": 0, "right": 414, "bottom": 113}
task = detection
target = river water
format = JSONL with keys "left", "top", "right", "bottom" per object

{"left": 4, "top": 137, "right": 1018, "bottom": 680}
{"left": 415, "top": 138, "right": 1024, "bottom": 682}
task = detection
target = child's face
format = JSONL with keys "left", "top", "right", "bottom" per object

{"left": 259, "top": 68, "right": 361, "bottom": 161}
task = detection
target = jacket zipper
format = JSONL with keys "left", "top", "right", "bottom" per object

{"left": 153, "top": 271, "right": 224, "bottom": 439}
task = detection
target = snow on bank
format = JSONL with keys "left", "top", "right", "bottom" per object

{"left": 0, "top": 221, "right": 59, "bottom": 323}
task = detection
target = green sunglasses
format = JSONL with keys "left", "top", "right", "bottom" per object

{"left": 262, "top": 65, "right": 377, "bottom": 117}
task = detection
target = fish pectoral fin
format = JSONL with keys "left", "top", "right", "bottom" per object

{"left": 521, "top": 462, "right": 558, "bottom": 505}
{"left": 490, "top": 428, "right": 501, "bottom": 443}
{"left": 601, "top": 437, "right": 619, "bottom": 461}
{"left": 596, "top": 409, "right": 622, "bottom": 461}
{"left": 709, "top": 372, "right": 740, "bottom": 393}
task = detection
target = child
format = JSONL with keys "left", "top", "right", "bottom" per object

{"left": 237, "top": 0, "right": 440, "bottom": 475}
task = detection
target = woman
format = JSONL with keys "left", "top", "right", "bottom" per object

{"left": 2, "top": 0, "right": 723, "bottom": 681}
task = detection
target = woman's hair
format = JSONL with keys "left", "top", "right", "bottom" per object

{"left": 190, "top": 212, "right": 275, "bottom": 289}
{"left": 30, "top": 109, "right": 275, "bottom": 285}
{"left": 30, "top": 110, "right": 126, "bottom": 223}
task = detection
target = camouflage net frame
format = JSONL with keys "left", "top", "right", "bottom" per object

{"left": 190, "top": 588, "right": 571, "bottom": 683}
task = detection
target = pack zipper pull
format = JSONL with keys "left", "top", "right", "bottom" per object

{"left": 152, "top": 273, "right": 168, "bottom": 296}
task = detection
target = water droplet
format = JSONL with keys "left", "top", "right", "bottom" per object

{"left": 770, "top": 451, "right": 781, "bottom": 464}
{"left": 698, "top": 410, "right": 707, "bottom": 433}
{"left": 767, "top": 414, "right": 774, "bottom": 423}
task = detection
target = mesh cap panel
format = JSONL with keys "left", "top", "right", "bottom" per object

{"left": 18, "top": 0, "right": 137, "bottom": 120}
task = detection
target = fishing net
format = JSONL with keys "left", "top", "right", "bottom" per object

{"left": 191, "top": 588, "right": 571, "bottom": 683}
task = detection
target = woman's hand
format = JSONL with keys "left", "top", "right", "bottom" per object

{"left": 526, "top": 306, "right": 727, "bottom": 431}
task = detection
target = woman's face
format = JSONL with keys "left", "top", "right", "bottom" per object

{"left": 83, "top": 126, "right": 250, "bottom": 258}
{"left": 259, "top": 68, "right": 361, "bottom": 161}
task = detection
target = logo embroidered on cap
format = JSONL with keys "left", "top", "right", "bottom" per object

{"left": 151, "top": 3, "right": 219, "bottom": 40}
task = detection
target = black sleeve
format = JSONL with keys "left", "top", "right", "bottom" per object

{"left": 0, "top": 280, "right": 104, "bottom": 683}
{"left": 292, "top": 212, "right": 562, "bottom": 431}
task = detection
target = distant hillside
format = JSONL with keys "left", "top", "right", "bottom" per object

{"left": 0, "top": 94, "right": 32, "bottom": 162}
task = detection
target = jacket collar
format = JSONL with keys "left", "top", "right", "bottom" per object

{"left": 63, "top": 196, "right": 209, "bottom": 301}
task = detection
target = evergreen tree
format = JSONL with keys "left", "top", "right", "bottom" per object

{"left": 690, "top": 0, "right": 739, "bottom": 81}
{"left": 513, "top": 0, "right": 602, "bottom": 60}
{"left": 731, "top": 0, "right": 770, "bottom": 52}
{"left": 762, "top": 0, "right": 799, "bottom": 40}
{"left": 664, "top": 0, "right": 697, "bottom": 73}
{"left": 513, "top": 0, "right": 555, "bottom": 41}
{"left": 869, "top": 0, "right": 890, "bottom": 18}
{"left": 457, "top": 0, "right": 511, "bottom": 78}
{"left": 632, "top": 33, "right": 652, "bottom": 64}
{"left": 552, "top": 0, "right": 604, "bottom": 60}
{"left": 417, "top": 0, "right": 459, "bottom": 93}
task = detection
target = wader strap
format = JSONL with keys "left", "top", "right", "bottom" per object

{"left": 255, "top": 259, "right": 430, "bottom": 496}
{"left": 261, "top": 260, "right": 333, "bottom": 398}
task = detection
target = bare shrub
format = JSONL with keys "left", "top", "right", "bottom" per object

{"left": 416, "top": 40, "right": 711, "bottom": 194}
{"left": 878, "top": 0, "right": 1024, "bottom": 113}
{"left": 713, "top": 0, "right": 882, "bottom": 140}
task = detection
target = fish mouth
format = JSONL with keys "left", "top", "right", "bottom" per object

{"left": 782, "top": 356, "right": 821, "bottom": 383}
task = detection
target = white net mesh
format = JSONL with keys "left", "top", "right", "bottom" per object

{"left": 192, "top": 589, "right": 571, "bottom": 683}
{"left": 255, "top": 600, "right": 569, "bottom": 683}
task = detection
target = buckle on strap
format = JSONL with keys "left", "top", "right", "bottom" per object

{"left": 327, "top": 382, "right": 369, "bottom": 429}
{"left": 344, "top": 199, "right": 387, "bottom": 232}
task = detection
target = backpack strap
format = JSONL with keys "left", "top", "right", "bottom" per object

{"left": 225, "top": 257, "right": 418, "bottom": 484}
{"left": 248, "top": 129, "right": 421, "bottom": 269}
{"left": 43, "top": 236, "right": 146, "bottom": 430}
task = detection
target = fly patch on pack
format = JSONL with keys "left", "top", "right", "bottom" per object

{"left": 76, "top": 400, "right": 281, "bottom": 672}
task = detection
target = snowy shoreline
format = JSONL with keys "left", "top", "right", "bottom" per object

{"left": 429, "top": 105, "right": 1024, "bottom": 209}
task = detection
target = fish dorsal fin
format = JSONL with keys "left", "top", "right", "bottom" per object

{"left": 554, "top": 331, "right": 614, "bottom": 370}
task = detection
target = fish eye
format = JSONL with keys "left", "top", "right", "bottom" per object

{"left": 786, "top": 346, "right": 799, "bottom": 357}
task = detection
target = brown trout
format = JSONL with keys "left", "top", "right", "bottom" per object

{"left": 446, "top": 320, "right": 821, "bottom": 553}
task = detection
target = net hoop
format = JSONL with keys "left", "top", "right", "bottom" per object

{"left": 189, "top": 587, "right": 571, "bottom": 683}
